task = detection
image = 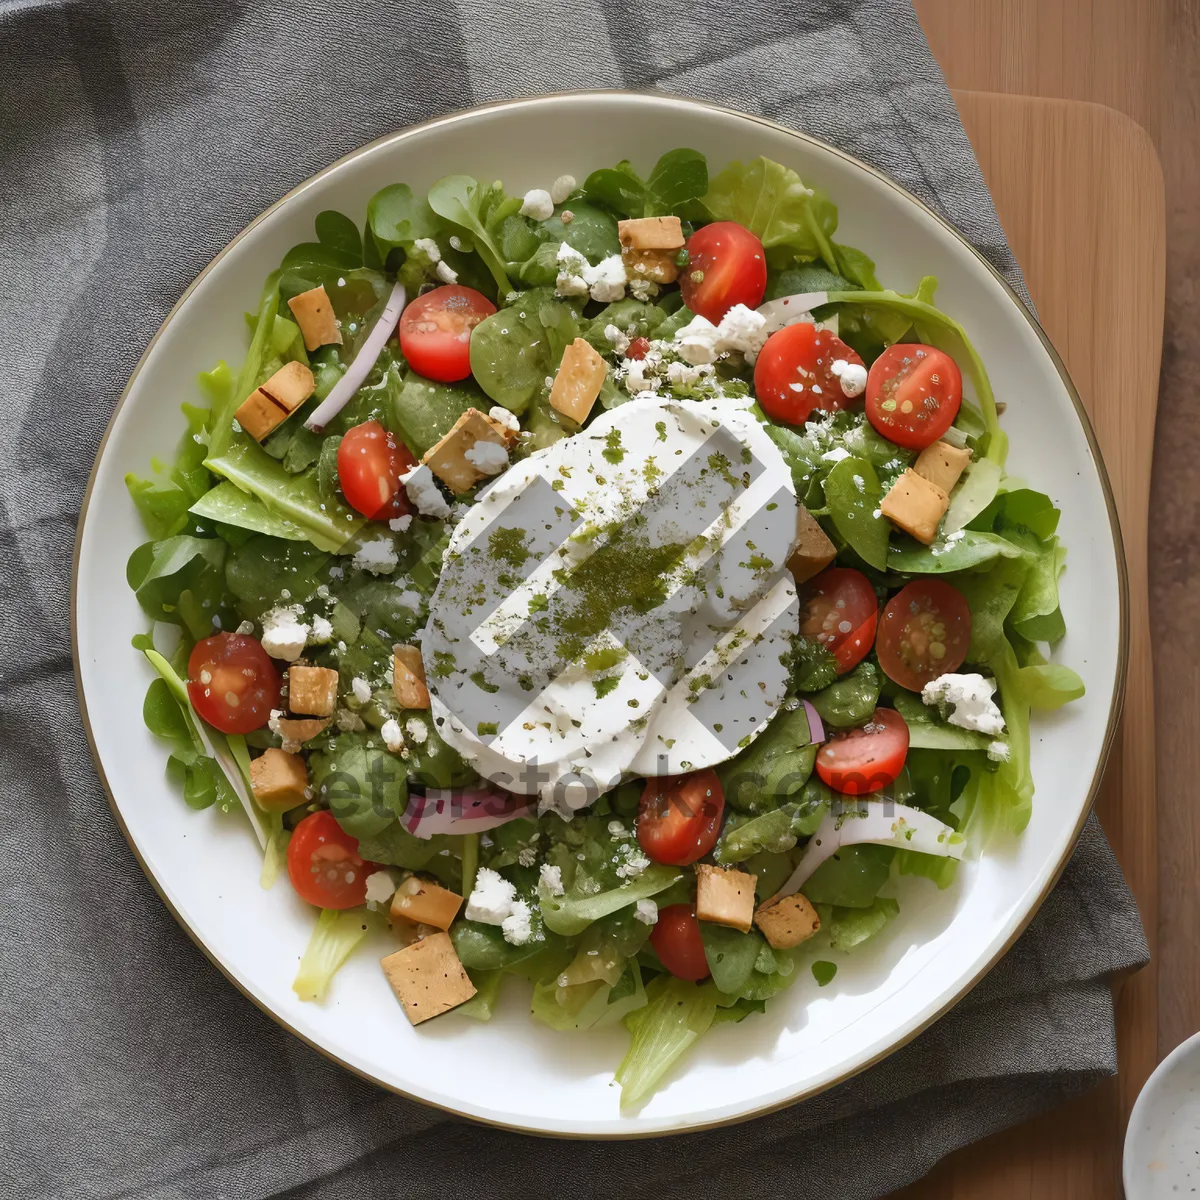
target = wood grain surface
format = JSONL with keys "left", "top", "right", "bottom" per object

{"left": 888, "top": 93, "right": 1165, "bottom": 1199}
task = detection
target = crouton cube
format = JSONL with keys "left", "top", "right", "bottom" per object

{"left": 381, "top": 931, "right": 476, "bottom": 1025}
{"left": 274, "top": 716, "right": 331, "bottom": 745}
{"left": 288, "top": 665, "right": 339, "bottom": 717}
{"left": 618, "top": 216, "right": 685, "bottom": 251}
{"left": 549, "top": 338, "right": 607, "bottom": 425}
{"left": 249, "top": 747, "right": 308, "bottom": 812}
{"left": 755, "top": 893, "right": 821, "bottom": 949}
{"left": 880, "top": 468, "right": 949, "bottom": 545}
{"left": 620, "top": 246, "right": 680, "bottom": 285}
{"left": 695, "top": 864, "right": 756, "bottom": 933}
{"left": 393, "top": 645, "right": 430, "bottom": 709}
{"left": 787, "top": 506, "right": 837, "bottom": 584}
{"left": 287, "top": 285, "right": 342, "bottom": 351}
{"left": 234, "top": 361, "right": 316, "bottom": 441}
{"left": 913, "top": 440, "right": 971, "bottom": 494}
{"left": 422, "top": 408, "right": 510, "bottom": 494}
{"left": 390, "top": 876, "right": 464, "bottom": 931}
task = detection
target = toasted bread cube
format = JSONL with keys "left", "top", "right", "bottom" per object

{"left": 618, "top": 216, "right": 685, "bottom": 251}
{"left": 695, "top": 864, "right": 756, "bottom": 933}
{"left": 422, "top": 408, "right": 510, "bottom": 494}
{"left": 381, "top": 931, "right": 476, "bottom": 1025}
{"left": 390, "top": 876, "right": 464, "bottom": 931}
{"left": 234, "top": 361, "right": 316, "bottom": 441}
{"left": 913, "top": 440, "right": 971, "bottom": 494}
{"left": 288, "top": 665, "right": 339, "bottom": 717}
{"left": 287, "top": 285, "right": 342, "bottom": 351}
{"left": 274, "top": 716, "right": 331, "bottom": 745}
{"left": 393, "top": 645, "right": 430, "bottom": 709}
{"left": 787, "top": 506, "right": 837, "bottom": 584}
{"left": 755, "top": 893, "right": 821, "bottom": 949}
{"left": 549, "top": 338, "right": 607, "bottom": 425}
{"left": 621, "top": 246, "right": 680, "bottom": 285}
{"left": 249, "top": 747, "right": 308, "bottom": 812}
{"left": 880, "top": 468, "right": 949, "bottom": 545}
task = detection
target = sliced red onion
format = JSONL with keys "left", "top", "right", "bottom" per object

{"left": 801, "top": 699, "right": 825, "bottom": 746}
{"left": 304, "top": 281, "right": 406, "bottom": 432}
{"left": 402, "top": 787, "right": 536, "bottom": 839}
{"left": 764, "top": 800, "right": 963, "bottom": 908}
{"left": 755, "top": 291, "right": 830, "bottom": 336}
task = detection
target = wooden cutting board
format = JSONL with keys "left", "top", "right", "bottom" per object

{"left": 895, "top": 93, "right": 1165, "bottom": 1198}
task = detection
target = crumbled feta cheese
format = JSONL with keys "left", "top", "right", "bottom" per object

{"left": 405, "top": 717, "right": 429, "bottom": 744}
{"left": 604, "top": 323, "right": 631, "bottom": 355}
{"left": 607, "top": 820, "right": 629, "bottom": 839}
{"left": 714, "top": 303, "right": 769, "bottom": 361}
{"left": 634, "top": 898, "right": 658, "bottom": 925}
{"left": 987, "top": 740, "right": 1012, "bottom": 762}
{"left": 585, "top": 253, "right": 626, "bottom": 302}
{"left": 517, "top": 845, "right": 538, "bottom": 868}
{"left": 350, "top": 677, "right": 372, "bottom": 704}
{"left": 488, "top": 405, "right": 519, "bottom": 433}
{"left": 336, "top": 708, "right": 365, "bottom": 732}
{"left": 309, "top": 615, "right": 333, "bottom": 644}
{"left": 380, "top": 717, "right": 405, "bottom": 753}
{"left": 464, "top": 439, "right": 509, "bottom": 475}
{"left": 821, "top": 446, "right": 851, "bottom": 463}
{"left": 615, "top": 844, "right": 650, "bottom": 880}
{"left": 465, "top": 867, "right": 518, "bottom": 925}
{"left": 674, "top": 314, "right": 721, "bottom": 365}
{"left": 388, "top": 514, "right": 413, "bottom": 533}
{"left": 520, "top": 188, "right": 555, "bottom": 221}
{"left": 259, "top": 605, "right": 309, "bottom": 661}
{"left": 501, "top": 899, "right": 533, "bottom": 945}
{"left": 628, "top": 278, "right": 658, "bottom": 302}
{"left": 400, "top": 464, "right": 451, "bottom": 519}
{"left": 352, "top": 536, "right": 399, "bottom": 575}
{"left": 830, "top": 358, "right": 868, "bottom": 398}
{"left": 235, "top": 619, "right": 255, "bottom": 636}
{"left": 412, "top": 237, "right": 440, "bottom": 262}
{"left": 666, "top": 360, "right": 713, "bottom": 388}
{"left": 435, "top": 260, "right": 458, "bottom": 284}
{"left": 394, "top": 587, "right": 423, "bottom": 611}
{"left": 539, "top": 863, "right": 564, "bottom": 896}
{"left": 922, "top": 673, "right": 1007, "bottom": 736}
{"left": 364, "top": 870, "right": 397, "bottom": 905}
{"left": 550, "top": 174, "right": 576, "bottom": 204}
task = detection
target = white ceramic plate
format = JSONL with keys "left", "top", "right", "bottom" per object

{"left": 73, "top": 92, "right": 1126, "bottom": 1136}
{"left": 1124, "top": 1032, "right": 1200, "bottom": 1198}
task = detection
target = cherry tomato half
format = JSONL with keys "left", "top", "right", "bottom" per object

{"left": 187, "top": 633, "right": 281, "bottom": 734}
{"left": 865, "top": 343, "right": 963, "bottom": 450}
{"left": 400, "top": 284, "right": 496, "bottom": 383}
{"left": 798, "top": 567, "right": 879, "bottom": 675}
{"left": 876, "top": 579, "right": 972, "bottom": 692}
{"left": 754, "top": 323, "right": 867, "bottom": 426}
{"left": 626, "top": 336, "right": 650, "bottom": 360}
{"left": 337, "top": 419, "right": 416, "bottom": 521}
{"left": 650, "top": 905, "right": 711, "bottom": 981}
{"left": 637, "top": 769, "right": 725, "bottom": 866}
{"left": 287, "top": 810, "right": 374, "bottom": 909}
{"left": 815, "top": 708, "right": 910, "bottom": 796}
{"left": 679, "top": 222, "right": 767, "bottom": 323}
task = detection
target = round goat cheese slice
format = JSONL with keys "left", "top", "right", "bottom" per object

{"left": 423, "top": 395, "right": 799, "bottom": 814}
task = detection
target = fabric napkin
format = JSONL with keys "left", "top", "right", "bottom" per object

{"left": 0, "top": 0, "right": 1148, "bottom": 1197}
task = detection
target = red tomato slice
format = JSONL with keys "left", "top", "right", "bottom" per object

{"left": 650, "top": 905, "right": 711, "bottom": 981}
{"left": 754, "top": 323, "right": 867, "bottom": 426}
{"left": 815, "top": 708, "right": 910, "bottom": 796}
{"left": 679, "top": 221, "right": 767, "bottom": 323}
{"left": 637, "top": 769, "right": 725, "bottom": 866}
{"left": 876, "top": 579, "right": 972, "bottom": 691}
{"left": 400, "top": 284, "right": 496, "bottom": 383}
{"left": 625, "top": 336, "right": 650, "bottom": 360}
{"left": 287, "top": 810, "right": 374, "bottom": 909}
{"left": 187, "top": 633, "right": 281, "bottom": 734}
{"left": 798, "top": 567, "right": 879, "bottom": 675}
{"left": 337, "top": 419, "right": 416, "bottom": 521}
{"left": 865, "top": 343, "right": 963, "bottom": 450}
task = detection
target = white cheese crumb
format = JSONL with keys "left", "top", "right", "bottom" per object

{"left": 435, "top": 260, "right": 458, "bottom": 285}
{"left": 400, "top": 464, "right": 451, "bottom": 519}
{"left": 987, "top": 740, "right": 1012, "bottom": 762}
{"left": 604, "top": 323, "right": 631, "bottom": 355}
{"left": 335, "top": 708, "right": 366, "bottom": 732}
{"left": 830, "top": 358, "right": 868, "bottom": 397}
{"left": 350, "top": 677, "right": 372, "bottom": 705}
{"left": 922, "top": 672, "right": 1007, "bottom": 736}
{"left": 550, "top": 174, "right": 576, "bottom": 204}
{"left": 405, "top": 717, "right": 429, "bottom": 744}
{"left": 352, "top": 536, "right": 399, "bottom": 575}
{"left": 520, "top": 188, "right": 554, "bottom": 221}
{"left": 585, "top": 253, "right": 627, "bottom": 302}
{"left": 628, "top": 278, "right": 658, "bottom": 302}
{"left": 388, "top": 514, "right": 413, "bottom": 533}
{"left": 380, "top": 717, "right": 405, "bottom": 753}
{"left": 615, "top": 844, "right": 650, "bottom": 880}
{"left": 673, "top": 314, "right": 721, "bottom": 365}
{"left": 517, "top": 846, "right": 538, "bottom": 868}
{"left": 488, "top": 405, "right": 519, "bottom": 433}
{"left": 634, "top": 898, "right": 659, "bottom": 925}
{"left": 501, "top": 899, "right": 533, "bottom": 945}
{"left": 308, "top": 615, "right": 333, "bottom": 644}
{"left": 364, "top": 870, "right": 397, "bottom": 906}
{"left": 465, "top": 867, "right": 518, "bottom": 925}
{"left": 539, "top": 863, "right": 565, "bottom": 896}
{"left": 464, "top": 439, "right": 509, "bottom": 475}
{"left": 412, "top": 237, "right": 440, "bottom": 262}
{"left": 821, "top": 446, "right": 851, "bottom": 463}
{"left": 393, "top": 588, "right": 423, "bottom": 611}
{"left": 713, "top": 303, "right": 769, "bottom": 361}
{"left": 259, "top": 605, "right": 309, "bottom": 661}
{"left": 607, "top": 820, "right": 629, "bottom": 839}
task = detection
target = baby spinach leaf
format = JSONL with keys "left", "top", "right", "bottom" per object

{"left": 399, "top": 711, "right": 480, "bottom": 789}
{"left": 308, "top": 734, "right": 409, "bottom": 839}
{"left": 803, "top": 844, "right": 894, "bottom": 909}
{"left": 427, "top": 175, "right": 513, "bottom": 294}
{"left": 717, "top": 703, "right": 816, "bottom": 814}
{"left": 823, "top": 456, "right": 889, "bottom": 570}
{"left": 391, "top": 368, "right": 491, "bottom": 455}
{"left": 816, "top": 897, "right": 900, "bottom": 951}
{"left": 126, "top": 535, "right": 228, "bottom": 636}
{"left": 366, "top": 183, "right": 442, "bottom": 261}
{"left": 887, "top": 530, "right": 1026, "bottom": 575}
{"left": 644, "top": 147, "right": 708, "bottom": 216}
{"left": 314, "top": 209, "right": 363, "bottom": 265}
{"left": 809, "top": 659, "right": 880, "bottom": 729}
{"left": 701, "top": 925, "right": 766, "bottom": 996}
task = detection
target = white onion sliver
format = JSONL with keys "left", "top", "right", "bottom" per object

{"left": 304, "top": 281, "right": 406, "bottom": 432}
{"left": 801, "top": 699, "right": 825, "bottom": 746}
{"left": 755, "top": 291, "right": 830, "bottom": 335}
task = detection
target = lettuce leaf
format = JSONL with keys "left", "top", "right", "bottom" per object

{"left": 292, "top": 908, "right": 375, "bottom": 1003}
{"left": 539, "top": 865, "right": 683, "bottom": 937}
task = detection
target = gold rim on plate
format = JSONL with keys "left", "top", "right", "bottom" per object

{"left": 70, "top": 90, "right": 1130, "bottom": 1139}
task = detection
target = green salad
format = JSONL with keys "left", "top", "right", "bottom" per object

{"left": 127, "top": 147, "right": 1084, "bottom": 1108}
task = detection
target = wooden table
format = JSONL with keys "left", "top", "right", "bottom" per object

{"left": 893, "top": 93, "right": 1165, "bottom": 1197}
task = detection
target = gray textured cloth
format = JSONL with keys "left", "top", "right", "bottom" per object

{"left": 0, "top": 1, "right": 1148, "bottom": 1198}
